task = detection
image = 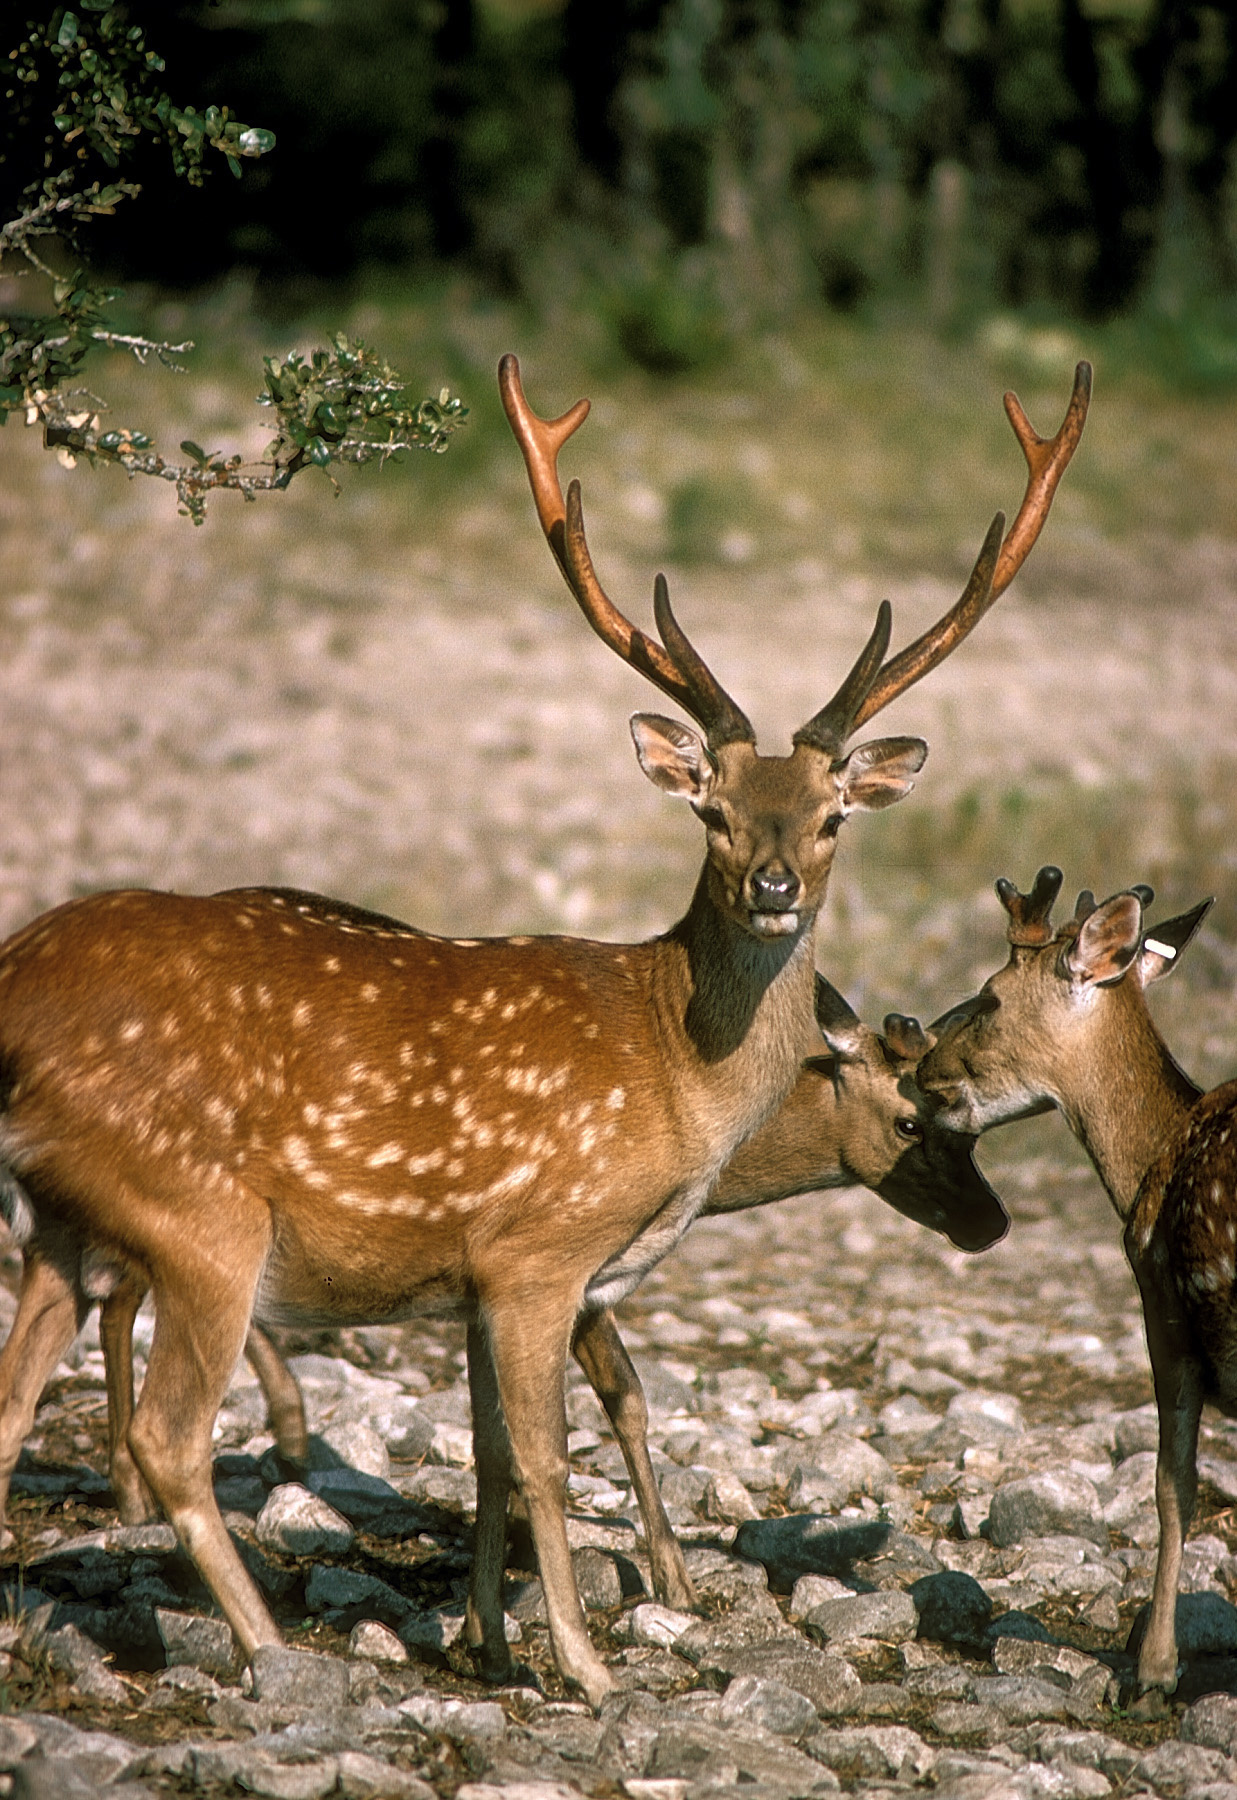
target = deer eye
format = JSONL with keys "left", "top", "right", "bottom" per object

{"left": 819, "top": 813, "right": 844, "bottom": 840}
{"left": 696, "top": 806, "right": 730, "bottom": 839}
{"left": 894, "top": 1118, "right": 923, "bottom": 1141}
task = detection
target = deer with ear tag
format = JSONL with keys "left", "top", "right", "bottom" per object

{"left": 0, "top": 357, "right": 1084, "bottom": 1707}
{"left": 919, "top": 867, "right": 1223, "bottom": 1696}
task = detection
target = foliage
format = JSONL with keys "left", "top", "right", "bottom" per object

{"left": 97, "top": 1, "right": 1236, "bottom": 362}
{"left": 0, "top": 3, "right": 466, "bottom": 520}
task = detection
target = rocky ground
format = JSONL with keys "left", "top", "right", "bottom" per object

{"left": 1, "top": 316, "right": 1236, "bottom": 1796}
{"left": 5, "top": 1140, "right": 1237, "bottom": 1800}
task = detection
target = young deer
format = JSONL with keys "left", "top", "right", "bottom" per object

{"left": 72, "top": 973, "right": 1006, "bottom": 1613}
{"left": 917, "top": 867, "right": 1217, "bottom": 1696}
{"left": 0, "top": 357, "right": 1084, "bottom": 1705}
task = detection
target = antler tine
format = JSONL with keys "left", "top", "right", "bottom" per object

{"left": 498, "top": 352, "right": 591, "bottom": 578}
{"left": 997, "top": 865, "right": 1063, "bottom": 946}
{"left": 502, "top": 353, "right": 752, "bottom": 742}
{"left": 652, "top": 574, "right": 754, "bottom": 747}
{"left": 992, "top": 360, "right": 1092, "bottom": 599}
{"left": 792, "top": 600, "right": 893, "bottom": 757}
{"left": 846, "top": 360, "right": 1091, "bottom": 737}
{"left": 847, "top": 512, "right": 1003, "bottom": 736}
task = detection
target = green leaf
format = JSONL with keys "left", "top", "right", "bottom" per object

{"left": 179, "top": 439, "right": 208, "bottom": 465}
{"left": 57, "top": 13, "right": 80, "bottom": 48}
{"left": 306, "top": 436, "right": 331, "bottom": 467}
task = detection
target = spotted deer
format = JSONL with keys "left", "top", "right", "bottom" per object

{"left": 917, "top": 867, "right": 1221, "bottom": 1696}
{"left": 39, "top": 972, "right": 1007, "bottom": 1612}
{"left": 0, "top": 356, "right": 1085, "bottom": 1706}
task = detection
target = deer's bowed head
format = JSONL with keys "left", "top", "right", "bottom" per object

{"left": 500, "top": 353, "right": 1090, "bottom": 943}
{"left": 922, "top": 866, "right": 1213, "bottom": 1133}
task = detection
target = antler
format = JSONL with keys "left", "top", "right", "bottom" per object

{"left": 997, "top": 866, "right": 1064, "bottom": 945}
{"left": 844, "top": 361, "right": 1092, "bottom": 736}
{"left": 499, "top": 354, "right": 754, "bottom": 747}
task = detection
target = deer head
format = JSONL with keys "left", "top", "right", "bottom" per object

{"left": 920, "top": 867, "right": 1213, "bottom": 1137}
{"left": 500, "top": 355, "right": 1090, "bottom": 945}
{"left": 808, "top": 977, "right": 1009, "bottom": 1250}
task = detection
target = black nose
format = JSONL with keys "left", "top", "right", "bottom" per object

{"left": 749, "top": 867, "right": 800, "bottom": 911}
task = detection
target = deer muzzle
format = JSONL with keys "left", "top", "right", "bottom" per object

{"left": 746, "top": 865, "right": 803, "bottom": 936}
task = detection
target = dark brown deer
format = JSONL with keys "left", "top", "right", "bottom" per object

{"left": 917, "top": 868, "right": 1219, "bottom": 1696}
{"left": 0, "top": 356, "right": 1085, "bottom": 1705}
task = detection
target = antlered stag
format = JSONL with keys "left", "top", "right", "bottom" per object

{"left": 0, "top": 357, "right": 1085, "bottom": 1705}
{"left": 6, "top": 974, "right": 1008, "bottom": 1621}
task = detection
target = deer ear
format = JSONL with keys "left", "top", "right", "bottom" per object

{"left": 1061, "top": 894, "right": 1143, "bottom": 987}
{"left": 1138, "top": 898, "right": 1213, "bottom": 986}
{"left": 630, "top": 714, "right": 714, "bottom": 800}
{"left": 836, "top": 737, "right": 928, "bottom": 813}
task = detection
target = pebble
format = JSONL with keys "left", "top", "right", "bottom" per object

{"left": 255, "top": 1483, "right": 356, "bottom": 1555}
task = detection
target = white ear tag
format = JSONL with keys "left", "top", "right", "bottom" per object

{"left": 1144, "top": 938, "right": 1176, "bottom": 960}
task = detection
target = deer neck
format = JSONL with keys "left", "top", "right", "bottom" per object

{"left": 1061, "top": 999, "right": 1201, "bottom": 1220}
{"left": 649, "top": 868, "right": 819, "bottom": 1149}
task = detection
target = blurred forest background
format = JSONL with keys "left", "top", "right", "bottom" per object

{"left": 20, "top": 0, "right": 1237, "bottom": 376}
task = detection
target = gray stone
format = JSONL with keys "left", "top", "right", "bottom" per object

{"left": 988, "top": 1469, "right": 1108, "bottom": 1549}
{"left": 969, "top": 1673, "right": 1072, "bottom": 1722}
{"left": 633, "top": 1356, "right": 699, "bottom": 1417}
{"left": 1098, "top": 1450, "right": 1157, "bottom": 1529}
{"left": 788, "top": 1574, "right": 853, "bottom": 1620}
{"left": 12, "top": 1763, "right": 112, "bottom": 1800}
{"left": 349, "top": 1619, "right": 409, "bottom": 1664}
{"left": 572, "top": 1546, "right": 623, "bottom": 1610}
{"left": 659, "top": 1466, "right": 708, "bottom": 1514}
{"left": 400, "top": 1692, "right": 506, "bottom": 1744}
{"left": 1127, "top": 1589, "right": 1237, "bottom": 1657}
{"left": 1134, "top": 1741, "right": 1235, "bottom": 1791}
{"left": 255, "top": 1482, "right": 356, "bottom": 1555}
{"left": 399, "top": 1465, "right": 477, "bottom": 1516}
{"left": 908, "top": 1569, "right": 993, "bottom": 1646}
{"left": 154, "top": 1607, "right": 236, "bottom": 1676}
{"left": 733, "top": 1514, "right": 893, "bottom": 1591}
{"left": 707, "top": 1639, "right": 862, "bottom": 1718}
{"left": 1114, "top": 1406, "right": 1159, "bottom": 1458}
{"left": 673, "top": 1611, "right": 794, "bottom": 1669}
{"left": 250, "top": 1644, "right": 350, "bottom": 1709}
{"left": 945, "top": 1389, "right": 1025, "bottom": 1440}
{"left": 623, "top": 1602, "right": 696, "bottom": 1648}
{"left": 808, "top": 1724, "right": 936, "bottom": 1781}
{"left": 805, "top": 1588, "right": 918, "bottom": 1645}
{"left": 1185, "top": 1693, "right": 1237, "bottom": 1755}
{"left": 991, "top": 1636, "right": 1115, "bottom": 1714}
{"left": 792, "top": 1433, "right": 896, "bottom": 1503}
{"left": 719, "top": 1672, "right": 817, "bottom": 1737}
{"left": 705, "top": 1470, "right": 761, "bottom": 1523}
{"left": 646, "top": 1717, "right": 838, "bottom": 1792}
{"left": 335, "top": 1751, "right": 435, "bottom": 1799}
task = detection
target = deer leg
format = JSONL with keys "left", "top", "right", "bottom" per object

{"left": 483, "top": 1295, "right": 613, "bottom": 1709}
{"left": 573, "top": 1307, "right": 696, "bottom": 1611}
{"left": 244, "top": 1326, "right": 307, "bottom": 1469}
{"left": 464, "top": 1315, "right": 518, "bottom": 1683}
{"left": 1139, "top": 1289, "right": 1203, "bottom": 1693}
{"left": 126, "top": 1209, "right": 281, "bottom": 1660}
{"left": 99, "top": 1274, "right": 158, "bottom": 1524}
{"left": 0, "top": 1250, "right": 86, "bottom": 1545}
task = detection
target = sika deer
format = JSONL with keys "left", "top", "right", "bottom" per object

{"left": 11, "top": 973, "right": 1006, "bottom": 1617}
{"left": 918, "top": 868, "right": 1219, "bottom": 1696}
{"left": 0, "top": 357, "right": 1084, "bottom": 1705}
